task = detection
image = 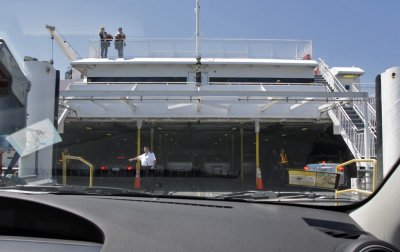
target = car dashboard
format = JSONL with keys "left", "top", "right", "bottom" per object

{"left": 0, "top": 192, "right": 397, "bottom": 252}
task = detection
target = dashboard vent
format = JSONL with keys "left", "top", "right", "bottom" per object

{"left": 94, "top": 197, "right": 233, "bottom": 209}
{"left": 359, "top": 245, "right": 398, "bottom": 252}
{"left": 318, "top": 227, "right": 363, "bottom": 239}
{"left": 303, "top": 218, "right": 367, "bottom": 240}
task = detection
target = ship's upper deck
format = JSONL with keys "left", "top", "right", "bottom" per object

{"left": 80, "top": 38, "right": 312, "bottom": 60}
{"left": 71, "top": 38, "right": 316, "bottom": 80}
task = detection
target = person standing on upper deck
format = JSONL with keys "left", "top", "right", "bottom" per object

{"left": 99, "top": 27, "right": 109, "bottom": 58}
{"left": 114, "top": 27, "right": 126, "bottom": 58}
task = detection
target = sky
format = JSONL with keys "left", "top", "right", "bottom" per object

{"left": 1, "top": 0, "right": 399, "bottom": 82}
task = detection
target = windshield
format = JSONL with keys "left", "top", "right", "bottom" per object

{"left": 1, "top": 0, "right": 399, "bottom": 206}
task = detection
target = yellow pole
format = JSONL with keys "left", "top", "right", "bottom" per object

{"left": 255, "top": 131, "right": 260, "bottom": 184}
{"left": 62, "top": 152, "right": 67, "bottom": 186}
{"left": 240, "top": 128, "right": 244, "bottom": 183}
{"left": 62, "top": 154, "right": 94, "bottom": 188}
{"left": 89, "top": 164, "right": 93, "bottom": 188}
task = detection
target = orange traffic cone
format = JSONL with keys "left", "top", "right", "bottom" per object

{"left": 256, "top": 167, "right": 264, "bottom": 190}
{"left": 134, "top": 163, "right": 141, "bottom": 189}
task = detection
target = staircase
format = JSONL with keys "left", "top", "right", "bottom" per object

{"left": 314, "top": 74, "right": 334, "bottom": 92}
{"left": 342, "top": 107, "right": 364, "bottom": 131}
{"left": 316, "top": 59, "right": 376, "bottom": 159}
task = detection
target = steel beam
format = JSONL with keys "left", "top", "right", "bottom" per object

{"left": 60, "top": 90, "right": 368, "bottom": 99}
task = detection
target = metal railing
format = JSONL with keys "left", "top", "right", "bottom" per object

{"left": 61, "top": 153, "right": 94, "bottom": 187}
{"left": 331, "top": 107, "right": 363, "bottom": 158}
{"left": 88, "top": 38, "right": 313, "bottom": 59}
{"left": 352, "top": 83, "right": 376, "bottom": 108}
{"left": 318, "top": 58, "right": 347, "bottom": 92}
{"left": 352, "top": 102, "right": 377, "bottom": 136}
{"left": 354, "top": 83, "right": 375, "bottom": 95}
{"left": 334, "top": 107, "right": 376, "bottom": 158}
{"left": 330, "top": 106, "right": 376, "bottom": 159}
{"left": 352, "top": 85, "right": 377, "bottom": 135}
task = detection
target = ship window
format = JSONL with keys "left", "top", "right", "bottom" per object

{"left": 209, "top": 77, "right": 314, "bottom": 84}
{"left": 88, "top": 77, "right": 187, "bottom": 83}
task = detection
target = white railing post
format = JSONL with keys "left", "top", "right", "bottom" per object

{"left": 363, "top": 99, "right": 371, "bottom": 160}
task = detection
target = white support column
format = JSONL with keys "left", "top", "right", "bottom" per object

{"left": 20, "top": 61, "right": 56, "bottom": 181}
{"left": 363, "top": 99, "right": 372, "bottom": 190}
{"left": 57, "top": 108, "right": 70, "bottom": 134}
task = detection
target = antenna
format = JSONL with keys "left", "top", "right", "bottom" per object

{"left": 195, "top": 0, "right": 200, "bottom": 57}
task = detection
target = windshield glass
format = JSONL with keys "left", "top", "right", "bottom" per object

{"left": 1, "top": 0, "right": 399, "bottom": 206}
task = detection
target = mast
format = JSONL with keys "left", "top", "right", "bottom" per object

{"left": 195, "top": 0, "right": 200, "bottom": 57}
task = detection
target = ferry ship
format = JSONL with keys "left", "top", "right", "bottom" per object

{"left": 1, "top": 3, "right": 385, "bottom": 192}
{"left": 53, "top": 33, "right": 376, "bottom": 186}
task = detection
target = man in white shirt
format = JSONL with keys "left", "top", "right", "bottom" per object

{"left": 129, "top": 146, "right": 157, "bottom": 190}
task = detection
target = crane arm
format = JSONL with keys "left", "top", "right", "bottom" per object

{"left": 45, "top": 24, "right": 80, "bottom": 62}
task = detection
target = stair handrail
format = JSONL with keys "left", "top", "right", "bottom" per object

{"left": 335, "top": 106, "right": 364, "bottom": 158}
{"left": 351, "top": 85, "right": 377, "bottom": 136}
{"left": 352, "top": 85, "right": 376, "bottom": 114}
{"left": 338, "top": 107, "right": 364, "bottom": 157}
{"left": 318, "top": 58, "right": 347, "bottom": 92}
{"left": 352, "top": 102, "right": 377, "bottom": 138}
{"left": 325, "top": 86, "right": 364, "bottom": 158}
{"left": 325, "top": 86, "right": 362, "bottom": 134}
{"left": 331, "top": 105, "right": 376, "bottom": 158}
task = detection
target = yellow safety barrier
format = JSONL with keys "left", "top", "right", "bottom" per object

{"left": 335, "top": 188, "right": 372, "bottom": 197}
{"left": 335, "top": 159, "right": 377, "bottom": 200}
{"left": 61, "top": 153, "right": 94, "bottom": 188}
